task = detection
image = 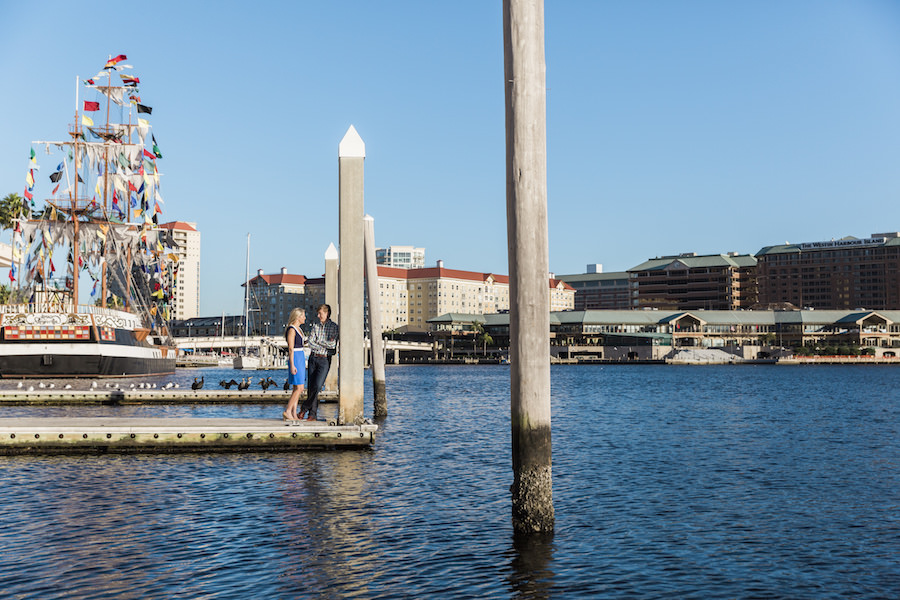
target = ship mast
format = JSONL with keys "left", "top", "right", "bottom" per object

{"left": 72, "top": 76, "right": 81, "bottom": 309}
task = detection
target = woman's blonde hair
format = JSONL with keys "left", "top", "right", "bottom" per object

{"left": 285, "top": 308, "right": 305, "bottom": 340}
{"left": 288, "top": 307, "right": 305, "bottom": 325}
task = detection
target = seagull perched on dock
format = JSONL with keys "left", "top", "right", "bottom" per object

{"left": 16, "top": 382, "right": 23, "bottom": 389}
{"left": 38, "top": 382, "right": 45, "bottom": 389}
{"left": 64, "top": 384, "right": 72, "bottom": 389}
{"left": 191, "top": 376, "right": 205, "bottom": 391}
{"left": 27, "top": 386, "right": 34, "bottom": 393}
{"left": 91, "top": 381, "right": 98, "bottom": 389}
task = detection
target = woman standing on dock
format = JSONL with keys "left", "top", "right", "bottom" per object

{"left": 283, "top": 308, "right": 307, "bottom": 421}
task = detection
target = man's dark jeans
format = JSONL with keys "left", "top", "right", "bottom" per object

{"left": 302, "top": 355, "right": 331, "bottom": 419}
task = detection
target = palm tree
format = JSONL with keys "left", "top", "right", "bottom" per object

{"left": 471, "top": 321, "right": 492, "bottom": 356}
{"left": 480, "top": 330, "right": 494, "bottom": 356}
{"left": 0, "top": 192, "right": 26, "bottom": 232}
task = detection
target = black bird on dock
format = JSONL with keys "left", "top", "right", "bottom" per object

{"left": 259, "top": 378, "right": 272, "bottom": 392}
{"left": 219, "top": 379, "right": 240, "bottom": 389}
{"left": 283, "top": 378, "right": 290, "bottom": 391}
{"left": 218, "top": 380, "right": 228, "bottom": 389}
{"left": 191, "top": 376, "right": 204, "bottom": 391}
{"left": 237, "top": 378, "right": 250, "bottom": 391}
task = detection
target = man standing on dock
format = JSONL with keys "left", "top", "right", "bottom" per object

{"left": 301, "top": 304, "right": 339, "bottom": 421}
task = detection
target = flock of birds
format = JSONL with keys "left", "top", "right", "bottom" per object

{"left": 11, "top": 377, "right": 287, "bottom": 393}
{"left": 187, "top": 376, "right": 289, "bottom": 392}
{"left": 14, "top": 380, "right": 179, "bottom": 393}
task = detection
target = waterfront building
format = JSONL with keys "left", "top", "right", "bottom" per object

{"left": 558, "top": 269, "right": 631, "bottom": 310}
{"left": 244, "top": 268, "right": 311, "bottom": 336}
{"left": 373, "top": 266, "right": 410, "bottom": 331}
{"left": 550, "top": 278, "right": 576, "bottom": 312}
{"left": 628, "top": 252, "right": 758, "bottom": 310}
{"left": 396, "top": 261, "right": 573, "bottom": 332}
{"left": 429, "top": 309, "right": 900, "bottom": 360}
{"left": 245, "top": 263, "right": 573, "bottom": 335}
{"left": 158, "top": 221, "right": 201, "bottom": 320}
{"left": 375, "top": 245, "right": 425, "bottom": 269}
{"left": 402, "top": 262, "right": 510, "bottom": 332}
{"left": 755, "top": 232, "right": 900, "bottom": 310}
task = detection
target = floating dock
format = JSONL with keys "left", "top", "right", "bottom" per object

{"left": 0, "top": 389, "right": 337, "bottom": 405}
{"left": 0, "top": 417, "right": 376, "bottom": 454}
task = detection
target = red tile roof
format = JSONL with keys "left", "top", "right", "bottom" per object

{"left": 158, "top": 221, "right": 198, "bottom": 232}
{"left": 248, "top": 273, "right": 307, "bottom": 286}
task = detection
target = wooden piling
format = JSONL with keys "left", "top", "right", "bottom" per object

{"left": 364, "top": 215, "right": 387, "bottom": 417}
{"left": 504, "top": 0, "right": 554, "bottom": 533}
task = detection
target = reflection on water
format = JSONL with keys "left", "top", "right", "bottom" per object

{"left": 1, "top": 365, "right": 899, "bottom": 598}
{"left": 509, "top": 532, "right": 555, "bottom": 599}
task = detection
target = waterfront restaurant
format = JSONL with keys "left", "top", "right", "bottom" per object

{"left": 428, "top": 309, "right": 900, "bottom": 360}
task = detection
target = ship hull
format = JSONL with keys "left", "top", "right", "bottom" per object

{"left": 0, "top": 343, "right": 175, "bottom": 378}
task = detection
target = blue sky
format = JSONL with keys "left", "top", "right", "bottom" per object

{"left": 2, "top": 1, "right": 900, "bottom": 316}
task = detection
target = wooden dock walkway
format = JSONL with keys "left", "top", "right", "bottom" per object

{"left": 0, "top": 417, "right": 376, "bottom": 453}
{"left": 0, "top": 389, "right": 338, "bottom": 405}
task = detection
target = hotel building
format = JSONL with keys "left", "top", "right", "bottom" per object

{"left": 628, "top": 253, "right": 758, "bottom": 310}
{"left": 251, "top": 263, "right": 574, "bottom": 334}
{"left": 159, "top": 221, "right": 201, "bottom": 320}
{"left": 385, "top": 262, "right": 573, "bottom": 332}
{"left": 756, "top": 233, "right": 900, "bottom": 310}
{"left": 244, "top": 268, "right": 320, "bottom": 336}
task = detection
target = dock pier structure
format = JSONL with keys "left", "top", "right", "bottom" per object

{"left": 0, "top": 417, "right": 376, "bottom": 454}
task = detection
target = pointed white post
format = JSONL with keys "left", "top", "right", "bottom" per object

{"left": 338, "top": 125, "right": 365, "bottom": 424}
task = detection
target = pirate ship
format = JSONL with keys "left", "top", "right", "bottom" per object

{"left": 1, "top": 55, "right": 177, "bottom": 377}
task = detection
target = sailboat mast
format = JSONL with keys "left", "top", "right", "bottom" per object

{"left": 243, "top": 233, "right": 250, "bottom": 346}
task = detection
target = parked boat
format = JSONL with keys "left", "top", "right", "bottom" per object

{"left": 1, "top": 55, "right": 176, "bottom": 377}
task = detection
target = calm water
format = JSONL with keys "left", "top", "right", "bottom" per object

{"left": 1, "top": 365, "right": 898, "bottom": 599}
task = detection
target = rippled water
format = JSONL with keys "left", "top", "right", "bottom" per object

{"left": 1, "top": 365, "right": 898, "bottom": 598}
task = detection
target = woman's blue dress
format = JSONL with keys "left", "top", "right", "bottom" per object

{"left": 287, "top": 325, "right": 306, "bottom": 386}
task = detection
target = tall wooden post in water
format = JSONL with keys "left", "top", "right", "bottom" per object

{"left": 364, "top": 214, "right": 387, "bottom": 417}
{"left": 323, "top": 242, "right": 339, "bottom": 394}
{"left": 504, "top": 0, "right": 554, "bottom": 533}
{"left": 338, "top": 125, "right": 365, "bottom": 424}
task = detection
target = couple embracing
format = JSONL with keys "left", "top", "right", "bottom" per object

{"left": 282, "top": 304, "right": 339, "bottom": 422}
